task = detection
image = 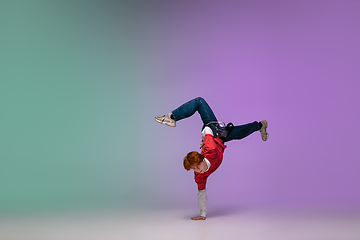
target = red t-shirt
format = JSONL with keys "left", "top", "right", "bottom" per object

{"left": 194, "top": 134, "right": 226, "bottom": 190}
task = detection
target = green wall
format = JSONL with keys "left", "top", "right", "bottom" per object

{"left": 1, "top": 0, "right": 151, "bottom": 212}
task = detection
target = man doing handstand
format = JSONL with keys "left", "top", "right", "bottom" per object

{"left": 155, "top": 97, "right": 268, "bottom": 220}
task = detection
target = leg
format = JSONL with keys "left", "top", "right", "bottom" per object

{"left": 222, "top": 121, "right": 260, "bottom": 142}
{"left": 171, "top": 97, "right": 217, "bottom": 126}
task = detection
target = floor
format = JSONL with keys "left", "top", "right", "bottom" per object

{"left": 1, "top": 208, "right": 359, "bottom": 240}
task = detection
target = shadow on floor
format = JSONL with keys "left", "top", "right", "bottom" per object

{"left": 207, "top": 206, "right": 244, "bottom": 218}
{"left": 184, "top": 205, "right": 245, "bottom": 219}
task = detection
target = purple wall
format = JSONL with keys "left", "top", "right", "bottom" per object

{"left": 145, "top": 0, "right": 360, "bottom": 210}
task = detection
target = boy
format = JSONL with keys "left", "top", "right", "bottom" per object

{"left": 155, "top": 97, "right": 268, "bottom": 220}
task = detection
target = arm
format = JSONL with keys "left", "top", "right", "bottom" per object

{"left": 202, "top": 127, "right": 218, "bottom": 152}
{"left": 191, "top": 189, "right": 207, "bottom": 220}
{"left": 200, "top": 126, "right": 213, "bottom": 149}
{"left": 201, "top": 129, "right": 220, "bottom": 164}
{"left": 193, "top": 127, "right": 213, "bottom": 221}
{"left": 201, "top": 126, "right": 213, "bottom": 140}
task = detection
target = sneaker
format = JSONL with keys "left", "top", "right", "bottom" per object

{"left": 154, "top": 113, "right": 176, "bottom": 127}
{"left": 259, "top": 120, "right": 268, "bottom": 141}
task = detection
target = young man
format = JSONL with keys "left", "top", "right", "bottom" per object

{"left": 155, "top": 97, "right": 268, "bottom": 220}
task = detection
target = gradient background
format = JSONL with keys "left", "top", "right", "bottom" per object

{"left": 1, "top": 0, "right": 360, "bottom": 216}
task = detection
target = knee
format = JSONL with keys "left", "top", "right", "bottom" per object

{"left": 195, "top": 97, "right": 205, "bottom": 103}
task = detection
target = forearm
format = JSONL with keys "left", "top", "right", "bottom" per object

{"left": 198, "top": 189, "right": 208, "bottom": 217}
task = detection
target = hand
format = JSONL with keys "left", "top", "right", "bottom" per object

{"left": 200, "top": 140, "right": 204, "bottom": 149}
{"left": 191, "top": 216, "right": 206, "bottom": 220}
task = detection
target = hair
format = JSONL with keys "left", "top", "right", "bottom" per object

{"left": 183, "top": 151, "right": 204, "bottom": 171}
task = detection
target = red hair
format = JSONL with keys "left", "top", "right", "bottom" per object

{"left": 183, "top": 151, "right": 204, "bottom": 171}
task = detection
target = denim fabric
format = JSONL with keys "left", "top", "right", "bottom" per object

{"left": 172, "top": 97, "right": 217, "bottom": 128}
{"left": 222, "top": 121, "right": 260, "bottom": 142}
{"left": 172, "top": 97, "right": 260, "bottom": 143}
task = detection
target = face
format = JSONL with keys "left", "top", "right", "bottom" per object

{"left": 191, "top": 160, "right": 207, "bottom": 173}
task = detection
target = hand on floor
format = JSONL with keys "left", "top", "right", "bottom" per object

{"left": 191, "top": 216, "right": 206, "bottom": 220}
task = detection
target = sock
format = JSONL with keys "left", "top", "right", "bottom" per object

{"left": 259, "top": 122, "right": 263, "bottom": 130}
{"left": 170, "top": 113, "right": 175, "bottom": 120}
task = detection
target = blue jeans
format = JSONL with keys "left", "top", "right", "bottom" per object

{"left": 171, "top": 97, "right": 260, "bottom": 143}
